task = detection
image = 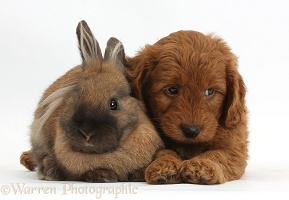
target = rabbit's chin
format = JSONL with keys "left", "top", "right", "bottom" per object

{"left": 68, "top": 140, "right": 120, "bottom": 154}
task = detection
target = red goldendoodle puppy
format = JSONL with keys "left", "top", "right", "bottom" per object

{"left": 126, "top": 30, "right": 248, "bottom": 184}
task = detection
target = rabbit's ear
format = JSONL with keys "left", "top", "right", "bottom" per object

{"left": 76, "top": 20, "right": 102, "bottom": 68}
{"left": 104, "top": 37, "right": 125, "bottom": 68}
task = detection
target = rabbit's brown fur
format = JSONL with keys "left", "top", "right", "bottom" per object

{"left": 20, "top": 20, "right": 163, "bottom": 182}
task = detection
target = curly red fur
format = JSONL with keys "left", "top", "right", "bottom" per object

{"left": 126, "top": 30, "right": 248, "bottom": 184}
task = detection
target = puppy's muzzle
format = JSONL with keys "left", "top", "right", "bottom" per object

{"left": 181, "top": 124, "right": 201, "bottom": 138}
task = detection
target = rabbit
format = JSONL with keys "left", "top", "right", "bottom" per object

{"left": 20, "top": 20, "right": 164, "bottom": 182}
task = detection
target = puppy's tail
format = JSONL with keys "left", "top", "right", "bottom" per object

{"left": 20, "top": 150, "right": 37, "bottom": 171}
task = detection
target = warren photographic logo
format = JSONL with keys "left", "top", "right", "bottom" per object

{"left": 1, "top": 183, "right": 138, "bottom": 199}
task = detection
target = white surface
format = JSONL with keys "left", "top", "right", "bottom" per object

{"left": 1, "top": 162, "right": 289, "bottom": 199}
{"left": 1, "top": 0, "right": 289, "bottom": 199}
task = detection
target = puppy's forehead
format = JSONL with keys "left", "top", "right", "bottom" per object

{"left": 154, "top": 31, "right": 228, "bottom": 87}
{"left": 156, "top": 30, "right": 232, "bottom": 62}
{"left": 156, "top": 58, "right": 226, "bottom": 90}
{"left": 157, "top": 30, "right": 230, "bottom": 52}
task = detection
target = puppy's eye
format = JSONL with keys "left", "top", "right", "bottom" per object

{"left": 110, "top": 99, "right": 118, "bottom": 110}
{"left": 205, "top": 89, "right": 215, "bottom": 97}
{"left": 166, "top": 86, "right": 179, "bottom": 96}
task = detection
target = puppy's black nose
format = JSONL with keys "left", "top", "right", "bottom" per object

{"left": 181, "top": 124, "right": 201, "bottom": 138}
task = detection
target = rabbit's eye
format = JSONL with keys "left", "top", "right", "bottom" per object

{"left": 110, "top": 99, "right": 118, "bottom": 110}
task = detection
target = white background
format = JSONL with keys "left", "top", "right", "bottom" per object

{"left": 0, "top": 0, "right": 289, "bottom": 199}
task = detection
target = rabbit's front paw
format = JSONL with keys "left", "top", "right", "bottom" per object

{"left": 84, "top": 168, "right": 118, "bottom": 183}
{"left": 127, "top": 167, "right": 146, "bottom": 182}
{"left": 37, "top": 157, "right": 65, "bottom": 181}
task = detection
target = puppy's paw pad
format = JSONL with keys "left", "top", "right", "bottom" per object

{"left": 180, "top": 159, "right": 224, "bottom": 184}
{"left": 145, "top": 159, "right": 181, "bottom": 184}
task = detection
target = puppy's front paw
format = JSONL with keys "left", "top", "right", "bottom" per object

{"left": 84, "top": 168, "right": 118, "bottom": 183}
{"left": 180, "top": 158, "right": 225, "bottom": 184}
{"left": 145, "top": 158, "right": 181, "bottom": 184}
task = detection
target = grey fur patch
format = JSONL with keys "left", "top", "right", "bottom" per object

{"left": 31, "top": 83, "right": 77, "bottom": 139}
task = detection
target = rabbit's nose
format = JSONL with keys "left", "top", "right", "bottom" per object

{"left": 79, "top": 128, "right": 95, "bottom": 141}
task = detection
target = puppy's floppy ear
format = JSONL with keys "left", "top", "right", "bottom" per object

{"left": 221, "top": 56, "right": 246, "bottom": 128}
{"left": 126, "top": 45, "right": 157, "bottom": 101}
